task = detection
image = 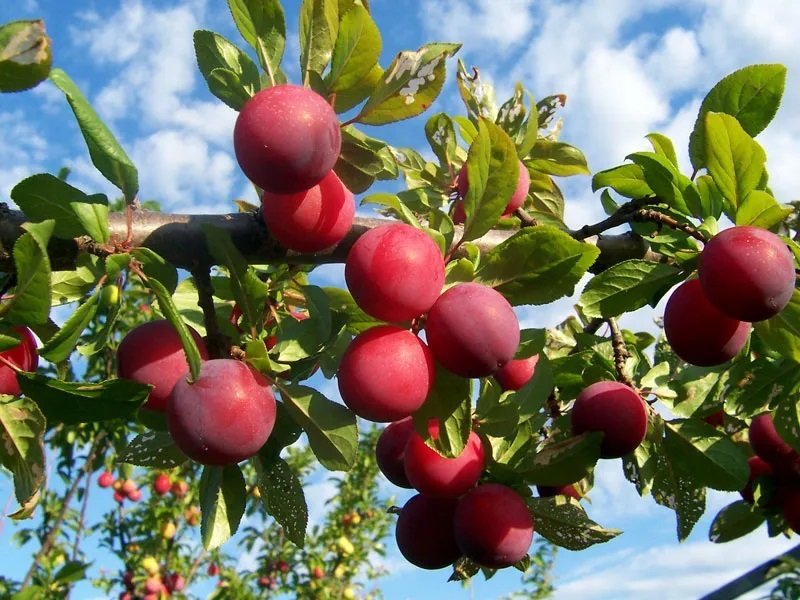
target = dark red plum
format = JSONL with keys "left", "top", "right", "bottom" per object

{"left": 375, "top": 417, "right": 415, "bottom": 488}
{"left": 345, "top": 224, "right": 445, "bottom": 323}
{"left": 395, "top": 494, "right": 461, "bottom": 570}
{"left": 664, "top": 279, "right": 751, "bottom": 367}
{"left": 233, "top": 84, "right": 341, "bottom": 194}
{"left": 168, "top": 359, "right": 276, "bottom": 465}
{"left": 698, "top": 226, "right": 795, "bottom": 322}
{"left": 571, "top": 381, "right": 648, "bottom": 459}
{"left": 425, "top": 282, "right": 519, "bottom": 378}
{"left": 454, "top": 483, "right": 534, "bottom": 569}
{"left": 749, "top": 413, "right": 800, "bottom": 472}
{"left": 740, "top": 456, "right": 775, "bottom": 504}
{"left": 494, "top": 355, "right": 539, "bottom": 391}
{"left": 537, "top": 484, "right": 581, "bottom": 500}
{"left": 0, "top": 326, "right": 38, "bottom": 396}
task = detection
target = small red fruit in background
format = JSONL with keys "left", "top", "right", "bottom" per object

{"left": 311, "top": 566, "right": 324, "bottom": 579}
{"left": 454, "top": 483, "right": 534, "bottom": 569}
{"left": 338, "top": 326, "right": 434, "bottom": 422}
{"left": 403, "top": 422, "right": 485, "bottom": 497}
{"left": 233, "top": 84, "right": 342, "bottom": 194}
{"left": 116, "top": 319, "right": 210, "bottom": 411}
{"left": 457, "top": 159, "right": 530, "bottom": 217}
{"left": 171, "top": 480, "right": 189, "bottom": 498}
{"left": 0, "top": 326, "right": 38, "bottom": 396}
{"left": 703, "top": 410, "right": 725, "bottom": 428}
{"left": 345, "top": 223, "right": 445, "bottom": 323}
{"left": 494, "top": 355, "right": 539, "bottom": 391}
{"left": 395, "top": 494, "right": 461, "bottom": 570}
{"left": 168, "top": 360, "right": 276, "bottom": 465}
{"left": 571, "top": 381, "right": 648, "bottom": 459}
{"left": 537, "top": 484, "right": 581, "bottom": 500}
{"left": 127, "top": 488, "right": 142, "bottom": 503}
{"left": 375, "top": 417, "right": 416, "bottom": 488}
{"left": 113, "top": 490, "right": 125, "bottom": 504}
{"left": 97, "top": 471, "right": 114, "bottom": 488}
{"left": 663, "top": 279, "right": 751, "bottom": 367}
{"left": 120, "top": 479, "right": 136, "bottom": 496}
{"left": 698, "top": 225, "right": 796, "bottom": 322}
{"left": 153, "top": 473, "right": 171, "bottom": 496}
{"left": 262, "top": 171, "right": 355, "bottom": 252}
{"left": 207, "top": 563, "right": 220, "bottom": 577}
{"left": 425, "top": 282, "right": 519, "bottom": 378}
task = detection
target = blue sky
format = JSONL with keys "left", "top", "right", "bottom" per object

{"left": 2, "top": 0, "right": 800, "bottom": 599}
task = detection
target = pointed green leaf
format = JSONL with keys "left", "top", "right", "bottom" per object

{"left": 49, "top": 69, "right": 138, "bottom": 202}
{"left": 355, "top": 43, "right": 460, "bottom": 125}
{"left": 591, "top": 164, "right": 652, "bottom": 198}
{"left": 0, "top": 20, "right": 52, "bottom": 92}
{"left": 646, "top": 133, "right": 678, "bottom": 167}
{"left": 626, "top": 152, "right": 690, "bottom": 215}
{"left": 280, "top": 384, "right": 357, "bottom": 471}
{"left": 299, "top": 0, "right": 338, "bottom": 83}
{"left": 689, "top": 64, "right": 786, "bottom": 171}
{"left": 0, "top": 395, "right": 45, "bottom": 507}
{"left": 2, "top": 221, "right": 53, "bottom": 325}
{"left": 200, "top": 465, "right": 247, "bottom": 550}
{"left": 39, "top": 287, "right": 100, "bottom": 363}
{"left": 735, "top": 190, "right": 791, "bottom": 231}
{"left": 709, "top": 500, "right": 766, "bottom": 543}
{"left": 227, "top": 0, "right": 286, "bottom": 83}
{"left": 424, "top": 112, "right": 458, "bottom": 169}
{"left": 520, "top": 432, "right": 603, "bottom": 486}
{"left": 412, "top": 364, "right": 471, "bottom": 458}
{"left": 527, "top": 141, "right": 589, "bottom": 177}
{"left": 193, "top": 30, "right": 260, "bottom": 110}
{"left": 475, "top": 226, "right": 599, "bottom": 306}
{"left": 579, "top": 260, "right": 682, "bottom": 319}
{"left": 118, "top": 431, "right": 189, "bottom": 468}
{"left": 652, "top": 440, "right": 706, "bottom": 541}
{"left": 255, "top": 454, "right": 308, "bottom": 547}
{"left": 130, "top": 248, "right": 178, "bottom": 295}
{"left": 528, "top": 497, "right": 620, "bottom": 550}
{"left": 755, "top": 290, "right": 800, "bottom": 363}
{"left": 327, "top": 4, "right": 380, "bottom": 92}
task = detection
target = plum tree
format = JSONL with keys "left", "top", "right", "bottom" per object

{"left": 233, "top": 84, "right": 341, "bottom": 194}
{"left": 456, "top": 159, "right": 530, "bottom": 218}
{"left": 168, "top": 359, "right": 277, "bottom": 465}
{"left": 116, "top": 319, "right": 210, "bottom": 411}
{"left": 571, "top": 381, "right": 648, "bottom": 459}
{"left": 425, "top": 282, "right": 519, "bottom": 378}
{"left": 394, "top": 494, "right": 461, "bottom": 570}
{"left": 453, "top": 483, "right": 534, "bottom": 568}
{"left": 337, "top": 326, "right": 434, "bottom": 422}
{"left": 261, "top": 171, "right": 355, "bottom": 253}
{"left": 663, "top": 278, "right": 751, "bottom": 367}
{"left": 403, "top": 423, "right": 485, "bottom": 497}
{"left": 494, "top": 355, "right": 539, "bottom": 391}
{"left": 0, "top": 326, "right": 38, "bottom": 396}
{"left": 698, "top": 226, "right": 796, "bottom": 322}
{"left": 375, "top": 417, "right": 415, "bottom": 488}
{"left": 345, "top": 223, "right": 445, "bottom": 322}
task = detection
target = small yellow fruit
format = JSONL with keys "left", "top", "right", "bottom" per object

{"left": 350, "top": 513, "right": 361, "bottom": 525}
{"left": 101, "top": 284, "right": 120, "bottom": 307}
{"left": 333, "top": 564, "right": 346, "bottom": 579}
{"left": 252, "top": 486, "right": 261, "bottom": 499}
{"left": 161, "top": 521, "right": 177, "bottom": 540}
{"left": 336, "top": 536, "right": 355, "bottom": 555}
{"left": 141, "top": 556, "right": 160, "bottom": 576}
{"left": 343, "top": 586, "right": 355, "bottom": 599}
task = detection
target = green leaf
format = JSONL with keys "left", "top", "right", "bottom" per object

{"left": 591, "top": 163, "right": 652, "bottom": 198}
{"left": 355, "top": 42, "right": 460, "bottom": 125}
{"left": 275, "top": 286, "right": 332, "bottom": 362}
{"left": 52, "top": 561, "right": 90, "bottom": 585}
{"left": 326, "top": 4, "right": 380, "bottom": 93}
{"left": 130, "top": 248, "right": 178, "bottom": 295}
{"left": 118, "top": 431, "right": 189, "bottom": 468}
{"left": 705, "top": 112, "right": 766, "bottom": 213}
{"left": 646, "top": 133, "right": 679, "bottom": 167}
{"left": 39, "top": 287, "right": 100, "bottom": 363}
{"left": 203, "top": 224, "right": 269, "bottom": 334}
{"left": 755, "top": 290, "right": 800, "bottom": 363}
{"left": 626, "top": 152, "right": 690, "bottom": 215}
{"left": 475, "top": 226, "right": 599, "bottom": 306}
{"left": 496, "top": 83, "right": 527, "bottom": 139}
{"left": 17, "top": 373, "right": 149, "bottom": 425}
{"left": 511, "top": 354, "right": 552, "bottom": 422}
{"left": 0, "top": 395, "right": 45, "bottom": 507}
{"left": 49, "top": 69, "right": 138, "bottom": 202}
{"left": 299, "top": 0, "right": 338, "bottom": 83}
{"left": 774, "top": 393, "right": 800, "bottom": 454}
{"left": 200, "top": 465, "right": 247, "bottom": 551}
{"left": 323, "top": 286, "right": 381, "bottom": 333}
{"left": 664, "top": 419, "right": 749, "bottom": 491}
{"left": 527, "top": 141, "right": 590, "bottom": 177}
{"left": 735, "top": 190, "right": 791, "bottom": 231}
{"left": 280, "top": 384, "right": 357, "bottom": 471}
{"left": 709, "top": 500, "right": 766, "bottom": 543}
{"left": 0, "top": 20, "right": 52, "bottom": 92}
{"left": 652, "top": 440, "right": 706, "bottom": 541}
{"left": 2, "top": 221, "right": 53, "bottom": 326}
{"left": 455, "top": 58, "right": 497, "bottom": 123}
{"left": 140, "top": 277, "right": 203, "bottom": 381}
{"left": 579, "top": 260, "right": 682, "bottom": 319}
{"left": 227, "top": 0, "right": 286, "bottom": 82}
{"left": 528, "top": 497, "right": 620, "bottom": 550}
{"left": 332, "top": 62, "right": 382, "bottom": 113}
{"left": 361, "top": 193, "right": 420, "bottom": 228}
{"left": 193, "top": 30, "right": 260, "bottom": 111}
{"left": 622, "top": 413, "right": 664, "bottom": 497}
{"left": 689, "top": 64, "right": 787, "bottom": 171}
{"left": 335, "top": 125, "right": 399, "bottom": 193}
{"left": 459, "top": 119, "right": 519, "bottom": 242}
{"left": 695, "top": 174, "right": 725, "bottom": 220}
{"left": 255, "top": 454, "right": 308, "bottom": 547}
{"left": 520, "top": 432, "right": 603, "bottom": 486}
{"left": 413, "top": 364, "right": 471, "bottom": 458}
{"left": 425, "top": 112, "right": 458, "bottom": 169}
{"left": 723, "top": 359, "right": 797, "bottom": 417}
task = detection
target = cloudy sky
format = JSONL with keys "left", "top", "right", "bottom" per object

{"left": 1, "top": 0, "right": 800, "bottom": 598}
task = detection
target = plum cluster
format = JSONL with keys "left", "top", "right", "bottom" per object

{"left": 116, "top": 319, "right": 277, "bottom": 466}
{"left": 376, "top": 418, "right": 533, "bottom": 571}
{"left": 665, "top": 226, "right": 795, "bottom": 367}
{"left": 744, "top": 413, "right": 800, "bottom": 531}
{"left": 233, "top": 84, "right": 354, "bottom": 253}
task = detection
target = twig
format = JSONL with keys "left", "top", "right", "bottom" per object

{"left": 607, "top": 318, "right": 634, "bottom": 387}
{"left": 192, "top": 266, "right": 228, "bottom": 360}
{"left": 183, "top": 546, "right": 210, "bottom": 590}
{"left": 633, "top": 208, "right": 707, "bottom": 242}
{"left": 515, "top": 207, "right": 538, "bottom": 227}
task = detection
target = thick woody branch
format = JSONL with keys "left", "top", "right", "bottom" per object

{"left": 0, "top": 205, "right": 659, "bottom": 273}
